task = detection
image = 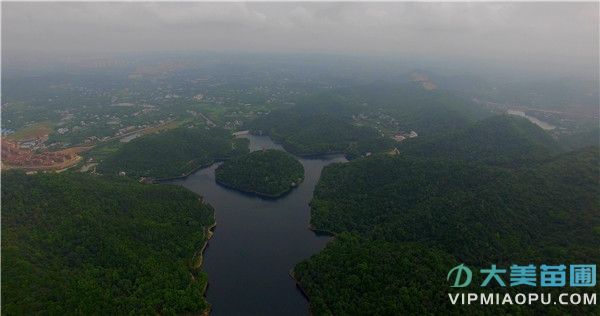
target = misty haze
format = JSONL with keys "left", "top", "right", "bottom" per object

{"left": 1, "top": 2, "right": 599, "bottom": 316}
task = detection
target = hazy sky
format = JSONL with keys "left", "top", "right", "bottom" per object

{"left": 2, "top": 2, "right": 598, "bottom": 77}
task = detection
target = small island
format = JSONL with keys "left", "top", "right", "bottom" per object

{"left": 215, "top": 149, "right": 305, "bottom": 198}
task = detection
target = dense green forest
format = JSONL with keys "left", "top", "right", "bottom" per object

{"left": 295, "top": 234, "right": 462, "bottom": 315}
{"left": 97, "top": 127, "right": 248, "bottom": 179}
{"left": 248, "top": 82, "right": 490, "bottom": 158}
{"left": 309, "top": 146, "right": 599, "bottom": 263}
{"left": 294, "top": 234, "right": 552, "bottom": 315}
{"left": 1, "top": 171, "right": 215, "bottom": 315}
{"left": 558, "top": 127, "right": 600, "bottom": 151}
{"left": 250, "top": 111, "right": 394, "bottom": 158}
{"left": 215, "top": 149, "right": 304, "bottom": 197}
{"left": 400, "top": 115, "right": 562, "bottom": 166}
{"left": 294, "top": 81, "right": 491, "bottom": 136}
{"left": 295, "top": 116, "right": 599, "bottom": 315}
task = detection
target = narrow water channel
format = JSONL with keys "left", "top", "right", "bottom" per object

{"left": 170, "top": 135, "right": 346, "bottom": 315}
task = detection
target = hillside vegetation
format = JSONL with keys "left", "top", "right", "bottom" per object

{"left": 249, "top": 82, "right": 490, "bottom": 158}
{"left": 295, "top": 81, "right": 491, "bottom": 135}
{"left": 295, "top": 116, "right": 599, "bottom": 315}
{"left": 401, "top": 115, "right": 561, "bottom": 165}
{"left": 215, "top": 149, "right": 304, "bottom": 197}
{"left": 98, "top": 127, "right": 248, "bottom": 179}
{"left": 309, "top": 147, "right": 599, "bottom": 263}
{"left": 1, "top": 171, "right": 215, "bottom": 315}
{"left": 250, "top": 111, "right": 393, "bottom": 158}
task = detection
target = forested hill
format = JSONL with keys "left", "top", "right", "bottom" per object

{"left": 401, "top": 115, "right": 562, "bottom": 165}
{"left": 1, "top": 171, "right": 215, "bottom": 315}
{"left": 97, "top": 127, "right": 248, "bottom": 179}
{"left": 294, "top": 81, "right": 491, "bottom": 136}
{"left": 296, "top": 145, "right": 599, "bottom": 315}
{"left": 249, "top": 81, "right": 490, "bottom": 158}
{"left": 249, "top": 111, "right": 394, "bottom": 158}
{"left": 215, "top": 149, "right": 305, "bottom": 197}
{"left": 558, "top": 126, "right": 600, "bottom": 150}
{"left": 311, "top": 146, "right": 599, "bottom": 263}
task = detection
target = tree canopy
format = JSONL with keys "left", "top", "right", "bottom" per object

{"left": 2, "top": 171, "right": 215, "bottom": 315}
{"left": 215, "top": 149, "right": 304, "bottom": 197}
{"left": 295, "top": 116, "right": 599, "bottom": 315}
{"left": 400, "top": 115, "right": 562, "bottom": 166}
{"left": 250, "top": 111, "right": 393, "bottom": 158}
{"left": 98, "top": 127, "right": 248, "bottom": 179}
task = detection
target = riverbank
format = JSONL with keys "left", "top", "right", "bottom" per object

{"left": 288, "top": 269, "right": 310, "bottom": 300}
{"left": 169, "top": 134, "right": 346, "bottom": 315}
{"left": 288, "top": 269, "right": 320, "bottom": 316}
{"left": 192, "top": 217, "right": 217, "bottom": 316}
{"left": 214, "top": 177, "right": 303, "bottom": 199}
{"left": 152, "top": 159, "right": 226, "bottom": 183}
{"left": 193, "top": 221, "right": 217, "bottom": 269}
{"left": 307, "top": 224, "right": 336, "bottom": 237}
{"left": 248, "top": 132, "right": 349, "bottom": 159}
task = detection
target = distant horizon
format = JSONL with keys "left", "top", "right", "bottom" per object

{"left": 3, "top": 49, "right": 599, "bottom": 84}
{"left": 2, "top": 2, "right": 598, "bottom": 80}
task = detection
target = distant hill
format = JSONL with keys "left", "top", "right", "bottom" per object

{"left": 1, "top": 171, "right": 215, "bottom": 315}
{"left": 249, "top": 81, "right": 490, "bottom": 158}
{"left": 310, "top": 146, "right": 599, "bottom": 263}
{"left": 249, "top": 111, "right": 394, "bottom": 158}
{"left": 558, "top": 127, "right": 599, "bottom": 150}
{"left": 295, "top": 81, "right": 491, "bottom": 136}
{"left": 402, "top": 115, "right": 561, "bottom": 165}
{"left": 97, "top": 127, "right": 248, "bottom": 179}
{"left": 215, "top": 149, "right": 304, "bottom": 197}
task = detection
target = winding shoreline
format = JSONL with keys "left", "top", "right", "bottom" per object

{"left": 193, "top": 221, "right": 217, "bottom": 269}
{"left": 152, "top": 159, "right": 225, "bottom": 183}
{"left": 287, "top": 225, "right": 337, "bottom": 315}
{"left": 249, "top": 132, "right": 348, "bottom": 159}
{"left": 188, "top": 196, "right": 218, "bottom": 316}
{"left": 214, "top": 177, "right": 304, "bottom": 199}
{"left": 195, "top": 220, "right": 217, "bottom": 316}
{"left": 171, "top": 134, "right": 345, "bottom": 314}
{"left": 307, "top": 224, "right": 336, "bottom": 237}
{"left": 288, "top": 269, "right": 318, "bottom": 316}
{"left": 288, "top": 269, "right": 310, "bottom": 300}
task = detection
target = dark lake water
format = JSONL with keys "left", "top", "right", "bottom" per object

{"left": 170, "top": 135, "right": 346, "bottom": 315}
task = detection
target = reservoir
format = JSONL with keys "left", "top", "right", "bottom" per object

{"left": 170, "top": 135, "right": 346, "bottom": 315}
